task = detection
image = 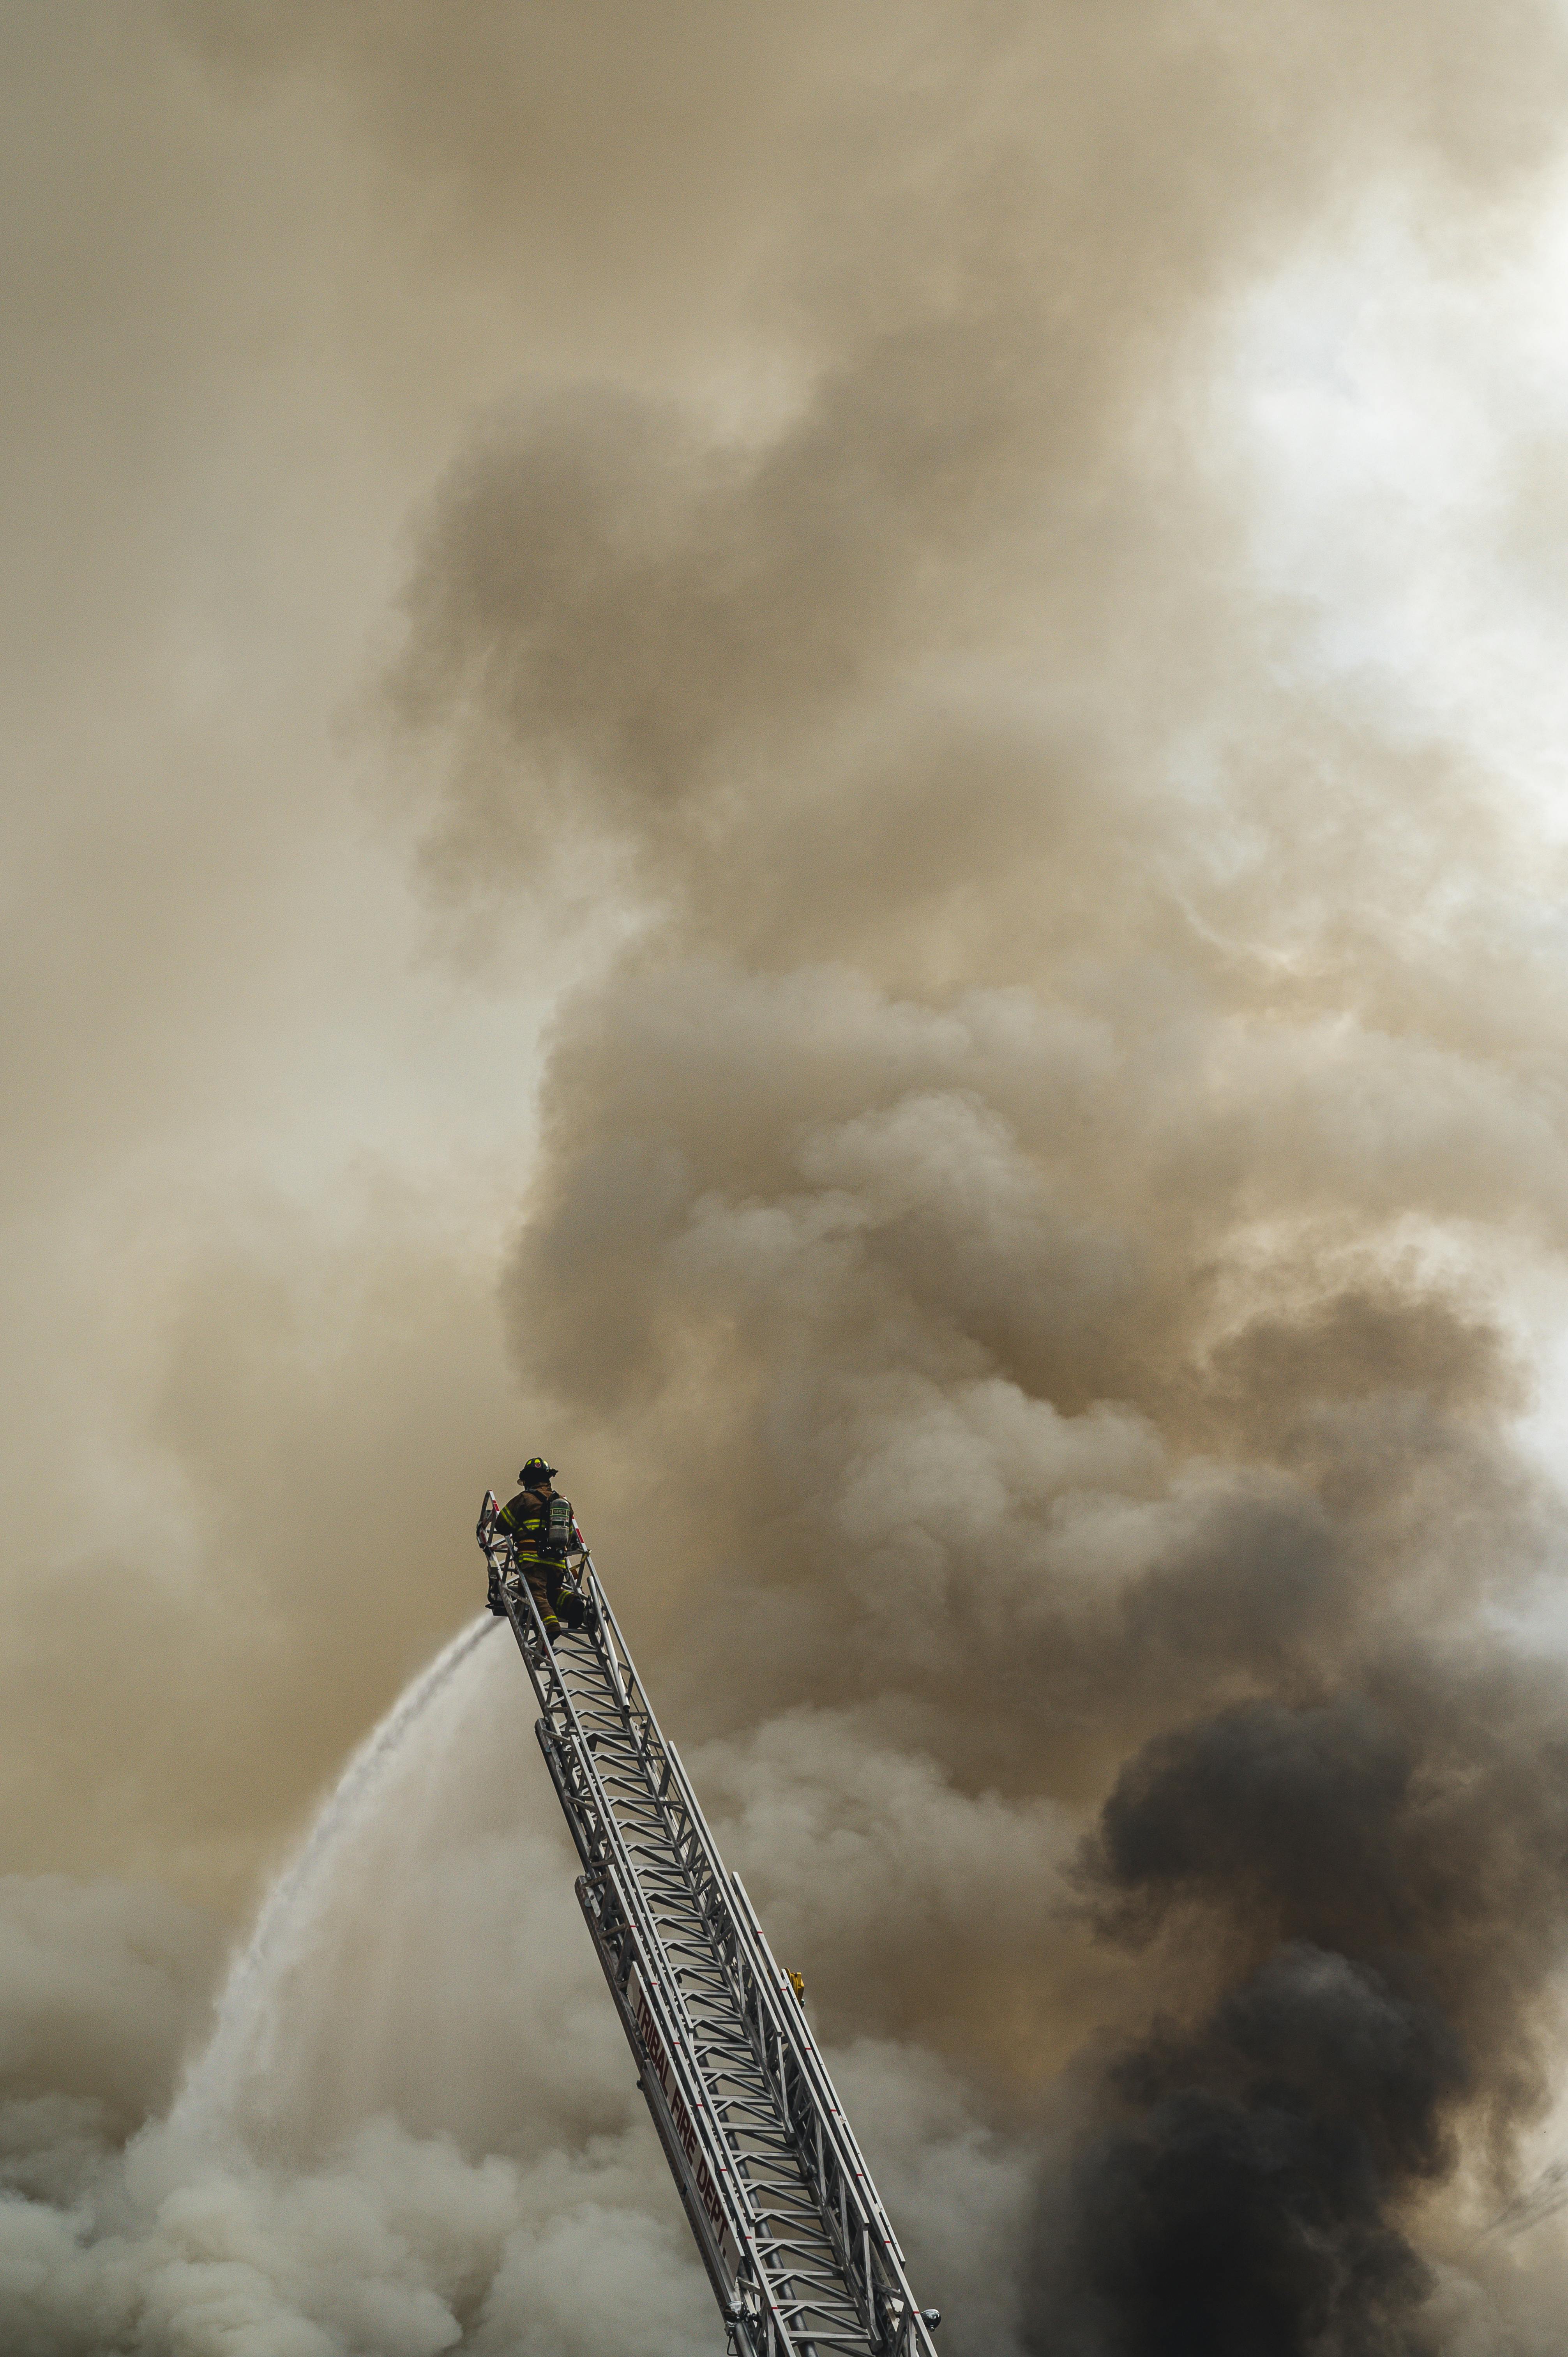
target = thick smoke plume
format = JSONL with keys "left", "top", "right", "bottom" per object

{"left": 10, "top": 4, "right": 1568, "bottom": 2352}
{"left": 384, "top": 5, "right": 1568, "bottom": 2346}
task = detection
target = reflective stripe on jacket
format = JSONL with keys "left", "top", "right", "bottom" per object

{"left": 497, "top": 1490, "right": 574, "bottom": 1567}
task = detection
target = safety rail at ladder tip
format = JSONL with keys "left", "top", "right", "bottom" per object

{"left": 477, "top": 1490, "right": 944, "bottom": 2357}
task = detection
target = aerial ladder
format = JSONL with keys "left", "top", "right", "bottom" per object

{"left": 478, "top": 1495, "right": 943, "bottom": 2357}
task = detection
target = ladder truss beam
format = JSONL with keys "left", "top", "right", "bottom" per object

{"left": 478, "top": 1507, "right": 941, "bottom": 2357}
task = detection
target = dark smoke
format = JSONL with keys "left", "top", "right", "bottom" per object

{"left": 1033, "top": 1679, "right": 1568, "bottom": 2351}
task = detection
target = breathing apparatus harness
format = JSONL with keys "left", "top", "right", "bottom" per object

{"left": 481, "top": 1460, "right": 587, "bottom": 1620}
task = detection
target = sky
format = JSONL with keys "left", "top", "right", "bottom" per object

{"left": 11, "top": 5, "right": 1568, "bottom": 2352}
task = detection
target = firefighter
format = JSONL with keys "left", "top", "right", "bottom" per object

{"left": 496, "top": 1457, "right": 589, "bottom": 1641}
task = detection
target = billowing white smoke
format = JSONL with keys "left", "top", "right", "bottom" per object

{"left": 0, "top": 1620, "right": 1031, "bottom": 2356}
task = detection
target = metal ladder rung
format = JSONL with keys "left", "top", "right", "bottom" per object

{"left": 479, "top": 1515, "right": 940, "bottom": 2357}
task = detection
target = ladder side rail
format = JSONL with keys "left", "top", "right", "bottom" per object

{"left": 498, "top": 1571, "right": 698, "bottom": 2058}
{"left": 574, "top": 1567, "right": 766, "bottom": 2032}
{"left": 728, "top": 1873, "right": 906, "bottom": 2258}
{"left": 574, "top": 1861, "right": 806, "bottom": 2357}
{"left": 715, "top": 1885, "right": 933, "bottom": 2357}
{"left": 581, "top": 1564, "right": 763, "bottom": 1976}
{"left": 598, "top": 1901, "right": 807, "bottom": 2357}
{"left": 483, "top": 1531, "right": 856, "bottom": 2354}
{"left": 579, "top": 1560, "right": 862, "bottom": 2157}
{"left": 579, "top": 1560, "right": 938, "bottom": 2357}
{"left": 581, "top": 1560, "right": 715, "bottom": 1843}
{"left": 484, "top": 1541, "right": 680, "bottom": 2017}
{"left": 534, "top": 1666, "right": 805, "bottom": 2228}
{"left": 488, "top": 1557, "right": 794, "bottom": 2347}
{"left": 577, "top": 1566, "right": 823, "bottom": 2108}
{"left": 562, "top": 1569, "right": 887, "bottom": 2351}
{"left": 697, "top": 1817, "right": 897, "bottom": 2269}
{"left": 572, "top": 1564, "right": 713, "bottom": 1872}
{"left": 610, "top": 1668, "right": 915, "bottom": 2296}
{"left": 500, "top": 1540, "right": 934, "bottom": 2356}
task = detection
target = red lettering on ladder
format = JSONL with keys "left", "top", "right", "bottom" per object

{"left": 629, "top": 1968, "right": 736, "bottom": 2275}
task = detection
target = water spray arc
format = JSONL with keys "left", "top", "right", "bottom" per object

{"left": 170, "top": 1613, "right": 498, "bottom": 2151}
{"left": 479, "top": 1493, "right": 944, "bottom": 2357}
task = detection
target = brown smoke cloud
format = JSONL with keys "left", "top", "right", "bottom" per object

{"left": 9, "top": 3, "right": 1568, "bottom": 2351}
{"left": 383, "top": 6, "right": 1568, "bottom": 2346}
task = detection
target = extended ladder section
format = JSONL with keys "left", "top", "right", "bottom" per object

{"left": 478, "top": 1499, "right": 941, "bottom": 2357}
